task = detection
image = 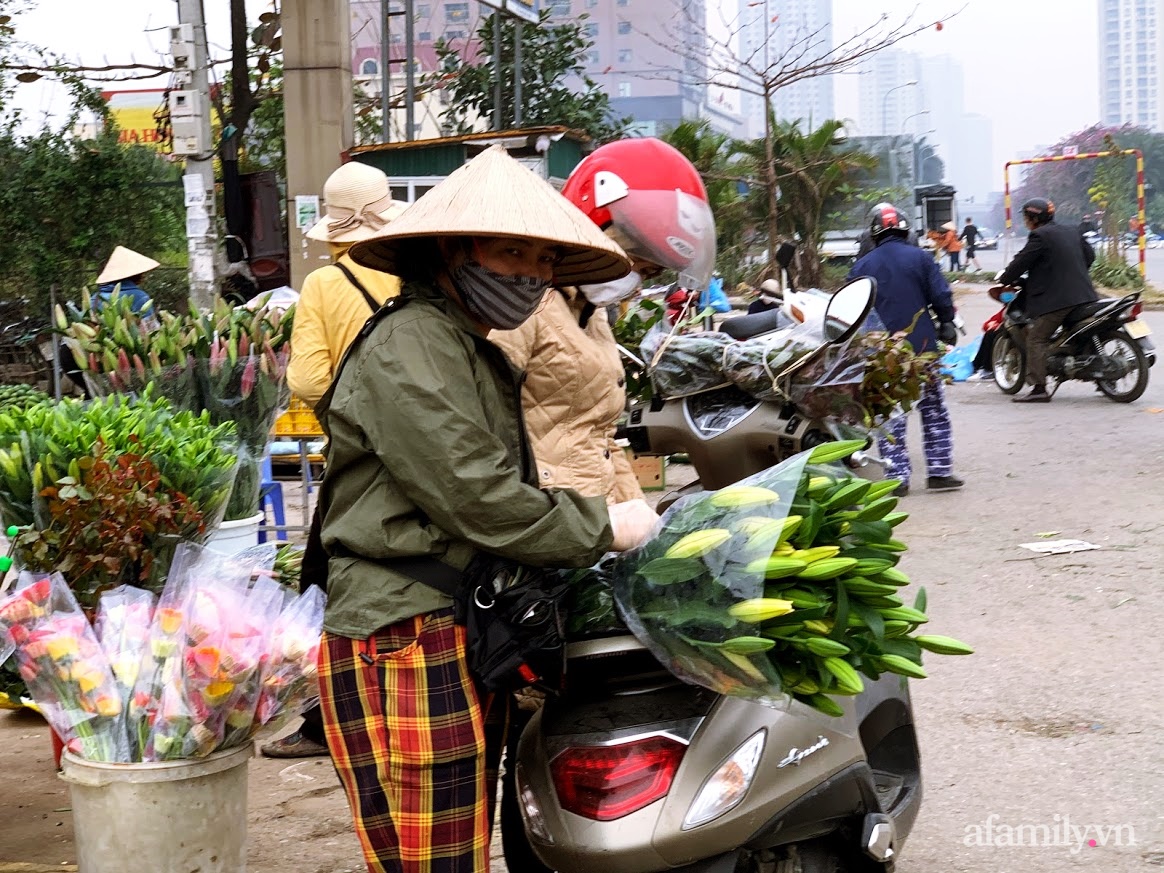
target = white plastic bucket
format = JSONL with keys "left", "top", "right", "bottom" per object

{"left": 205, "top": 511, "right": 265, "bottom": 554}
{"left": 60, "top": 744, "right": 253, "bottom": 873}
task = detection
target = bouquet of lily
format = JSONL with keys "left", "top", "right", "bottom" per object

{"left": 0, "top": 573, "right": 129, "bottom": 761}
{"left": 0, "top": 545, "right": 325, "bottom": 762}
{"left": 610, "top": 440, "right": 973, "bottom": 719}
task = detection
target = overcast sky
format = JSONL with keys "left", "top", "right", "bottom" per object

{"left": 14, "top": 0, "right": 1101, "bottom": 182}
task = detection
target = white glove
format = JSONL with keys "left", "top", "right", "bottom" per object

{"left": 609, "top": 499, "right": 658, "bottom": 551}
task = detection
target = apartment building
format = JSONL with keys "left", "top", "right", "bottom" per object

{"left": 1099, "top": 0, "right": 1163, "bottom": 129}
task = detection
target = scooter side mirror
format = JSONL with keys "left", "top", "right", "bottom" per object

{"left": 822, "top": 278, "right": 876, "bottom": 344}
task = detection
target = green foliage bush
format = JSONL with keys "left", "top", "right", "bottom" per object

{"left": 1090, "top": 255, "right": 1146, "bottom": 290}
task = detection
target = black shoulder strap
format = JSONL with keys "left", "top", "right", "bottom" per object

{"left": 333, "top": 262, "right": 381, "bottom": 314}
{"left": 312, "top": 294, "right": 410, "bottom": 423}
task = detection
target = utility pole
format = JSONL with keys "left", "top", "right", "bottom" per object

{"left": 173, "top": 0, "right": 218, "bottom": 310}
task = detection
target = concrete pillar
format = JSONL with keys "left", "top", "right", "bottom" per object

{"left": 283, "top": 0, "right": 354, "bottom": 289}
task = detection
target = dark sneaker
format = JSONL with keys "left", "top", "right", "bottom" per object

{"left": 260, "top": 730, "right": 329, "bottom": 759}
{"left": 1013, "top": 388, "right": 1050, "bottom": 403}
{"left": 927, "top": 475, "right": 964, "bottom": 492}
{"left": 893, "top": 483, "right": 909, "bottom": 497}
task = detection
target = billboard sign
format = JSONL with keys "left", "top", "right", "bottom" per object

{"left": 103, "top": 89, "right": 168, "bottom": 149}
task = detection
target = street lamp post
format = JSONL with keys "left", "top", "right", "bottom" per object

{"left": 881, "top": 80, "right": 917, "bottom": 135}
{"left": 900, "top": 110, "right": 930, "bottom": 134}
{"left": 913, "top": 129, "right": 937, "bottom": 186}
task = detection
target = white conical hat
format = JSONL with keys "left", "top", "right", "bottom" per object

{"left": 305, "top": 161, "right": 407, "bottom": 243}
{"left": 941, "top": 221, "right": 957, "bottom": 232}
{"left": 97, "top": 246, "right": 161, "bottom": 284}
{"left": 349, "top": 145, "right": 631, "bottom": 286}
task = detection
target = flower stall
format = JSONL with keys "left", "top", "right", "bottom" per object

{"left": 58, "top": 289, "right": 295, "bottom": 530}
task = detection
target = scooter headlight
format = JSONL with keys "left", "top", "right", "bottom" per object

{"left": 682, "top": 730, "right": 765, "bottom": 829}
{"left": 516, "top": 763, "right": 554, "bottom": 844}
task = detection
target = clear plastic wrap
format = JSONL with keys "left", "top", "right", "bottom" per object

{"left": 787, "top": 341, "right": 869, "bottom": 427}
{"left": 610, "top": 440, "right": 965, "bottom": 722}
{"left": 0, "top": 573, "right": 129, "bottom": 761}
{"left": 95, "top": 586, "right": 158, "bottom": 708}
{"left": 640, "top": 324, "right": 734, "bottom": 398}
{"left": 254, "top": 584, "right": 326, "bottom": 728}
{"left": 721, "top": 322, "right": 827, "bottom": 401}
{"left": 194, "top": 351, "right": 291, "bottom": 521}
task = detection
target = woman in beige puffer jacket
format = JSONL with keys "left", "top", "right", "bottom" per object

{"left": 491, "top": 286, "right": 644, "bottom": 504}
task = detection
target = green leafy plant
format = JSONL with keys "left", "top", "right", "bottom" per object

{"left": 612, "top": 298, "right": 666, "bottom": 404}
{"left": 1090, "top": 254, "right": 1146, "bottom": 290}
{"left": 427, "top": 10, "right": 630, "bottom": 141}
{"left": 14, "top": 445, "right": 206, "bottom": 611}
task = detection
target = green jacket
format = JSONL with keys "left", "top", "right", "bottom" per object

{"left": 317, "top": 280, "right": 614, "bottom": 638}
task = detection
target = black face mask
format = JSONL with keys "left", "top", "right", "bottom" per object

{"left": 452, "top": 260, "right": 550, "bottom": 329}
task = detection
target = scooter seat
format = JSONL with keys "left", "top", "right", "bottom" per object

{"left": 1064, "top": 298, "right": 1115, "bottom": 324}
{"left": 719, "top": 308, "right": 793, "bottom": 340}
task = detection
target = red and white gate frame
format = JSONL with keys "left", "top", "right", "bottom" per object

{"left": 1003, "top": 149, "right": 1146, "bottom": 278}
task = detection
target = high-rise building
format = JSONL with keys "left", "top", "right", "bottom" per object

{"left": 576, "top": 0, "right": 713, "bottom": 136}
{"left": 349, "top": 1, "right": 722, "bottom": 140}
{"left": 856, "top": 51, "right": 994, "bottom": 202}
{"left": 856, "top": 50, "right": 924, "bottom": 137}
{"left": 1099, "top": 0, "right": 1162, "bottom": 129}
{"left": 737, "top": 0, "right": 835, "bottom": 140}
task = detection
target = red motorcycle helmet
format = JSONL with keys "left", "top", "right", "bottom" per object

{"left": 561, "top": 138, "right": 716, "bottom": 289}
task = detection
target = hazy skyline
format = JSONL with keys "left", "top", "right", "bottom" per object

{"left": 14, "top": 0, "right": 1104, "bottom": 194}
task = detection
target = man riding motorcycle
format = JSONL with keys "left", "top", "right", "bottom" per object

{"left": 997, "top": 197, "right": 1099, "bottom": 403}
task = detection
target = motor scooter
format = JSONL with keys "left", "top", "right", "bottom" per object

{"left": 514, "top": 278, "right": 923, "bottom": 873}
{"left": 989, "top": 282, "right": 1155, "bottom": 401}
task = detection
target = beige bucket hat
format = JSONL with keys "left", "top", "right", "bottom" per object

{"left": 349, "top": 145, "right": 632, "bottom": 286}
{"left": 306, "top": 162, "right": 407, "bottom": 244}
{"left": 941, "top": 221, "right": 957, "bottom": 232}
{"left": 97, "top": 246, "right": 161, "bottom": 284}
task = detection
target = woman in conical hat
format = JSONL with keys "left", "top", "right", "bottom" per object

{"left": 95, "top": 246, "right": 159, "bottom": 314}
{"left": 314, "top": 145, "right": 659, "bottom": 871}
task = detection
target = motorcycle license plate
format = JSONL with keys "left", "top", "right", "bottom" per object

{"left": 1126, "top": 319, "right": 1151, "bottom": 339}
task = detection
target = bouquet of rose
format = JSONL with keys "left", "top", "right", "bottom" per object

{"left": 0, "top": 573, "right": 129, "bottom": 761}
{"left": 0, "top": 544, "right": 325, "bottom": 762}
{"left": 94, "top": 585, "right": 157, "bottom": 707}
{"left": 255, "top": 583, "right": 325, "bottom": 727}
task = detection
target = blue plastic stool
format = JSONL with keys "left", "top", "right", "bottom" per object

{"left": 258, "top": 454, "right": 288, "bottom": 542}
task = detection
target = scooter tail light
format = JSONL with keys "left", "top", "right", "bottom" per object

{"left": 550, "top": 735, "right": 687, "bottom": 821}
{"left": 1130, "top": 303, "right": 1143, "bottom": 319}
{"left": 683, "top": 730, "right": 766, "bottom": 829}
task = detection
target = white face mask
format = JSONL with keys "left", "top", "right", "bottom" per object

{"left": 578, "top": 271, "right": 641, "bottom": 307}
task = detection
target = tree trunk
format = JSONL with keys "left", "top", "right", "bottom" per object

{"left": 223, "top": 0, "right": 254, "bottom": 266}
{"left": 763, "top": 93, "right": 780, "bottom": 287}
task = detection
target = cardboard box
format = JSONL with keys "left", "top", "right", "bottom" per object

{"left": 626, "top": 449, "right": 665, "bottom": 491}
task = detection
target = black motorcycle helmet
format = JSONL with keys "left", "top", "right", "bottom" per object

{"left": 1021, "top": 198, "right": 1056, "bottom": 226}
{"left": 869, "top": 202, "right": 911, "bottom": 242}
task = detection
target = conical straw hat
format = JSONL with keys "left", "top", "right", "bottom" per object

{"left": 305, "top": 161, "right": 407, "bottom": 243}
{"left": 97, "top": 246, "right": 161, "bottom": 284}
{"left": 941, "top": 221, "right": 957, "bottom": 232}
{"left": 349, "top": 145, "right": 632, "bottom": 286}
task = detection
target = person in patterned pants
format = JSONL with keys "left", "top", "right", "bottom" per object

{"left": 849, "top": 201, "right": 964, "bottom": 496}
{"left": 878, "top": 381, "right": 957, "bottom": 494}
